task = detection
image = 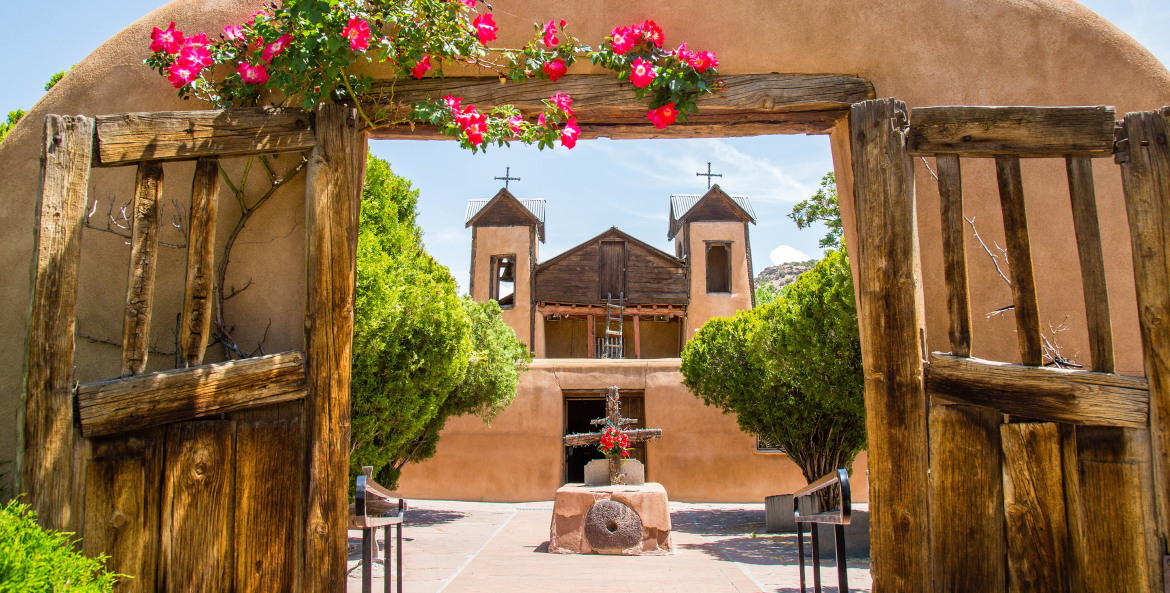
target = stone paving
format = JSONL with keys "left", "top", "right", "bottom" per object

{"left": 346, "top": 500, "right": 871, "bottom": 593}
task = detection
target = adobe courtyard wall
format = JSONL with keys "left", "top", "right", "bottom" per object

{"left": 395, "top": 358, "right": 870, "bottom": 503}
{"left": 0, "top": 0, "right": 1168, "bottom": 494}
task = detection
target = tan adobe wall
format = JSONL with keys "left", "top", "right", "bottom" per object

{"left": 684, "top": 221, "right": 752, "bottom": 338}
{"left": 395, "top": 358, "right": 869, "bottom": 502}
{"left": 472, "top": 225, "right": 535, "bottom": 348}
{"left": 0, "top": 0, "right": 1168, "bottom": 490}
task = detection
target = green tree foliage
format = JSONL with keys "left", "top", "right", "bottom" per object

{"left": 349, "top": 155, "right": 529, "bottom": 489}
{"left": 0, "top": 500, "right": 120, "bottom": 592}
{"left": 0, "top": 110, "right": 26, "bottom": 145}
{"left": 754, "top": 282, "right": 781, "bottom": 306}
{"left": 789, "top": 172, "right": 841, "bottom": 249}
{"left": 682, "top": 250, "right": 864, "bottom": 490}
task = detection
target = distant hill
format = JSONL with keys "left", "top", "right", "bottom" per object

{"left": 755, "top": 260, "right": 816, "bottom": 291}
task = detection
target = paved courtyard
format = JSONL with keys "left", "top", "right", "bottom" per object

{"left": 346, "top": 500, "right": 871, "bottom": 593}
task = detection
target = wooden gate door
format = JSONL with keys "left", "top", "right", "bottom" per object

{"left": 599, "top": 239, "right": 626, "bottom": 300}
{"left": 19, "top": 105, "right": 366, "bottom": 592}
{"left": 850, "top": 99, "right": 1169, "bottom": 593}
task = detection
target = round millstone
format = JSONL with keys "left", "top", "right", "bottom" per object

{"left": 584, "top": 499, "right": 643, "bottom": 551}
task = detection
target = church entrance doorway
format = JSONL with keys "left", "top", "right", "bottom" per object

{"left": 562, "top": 390, "right": 646, "bottom": 483}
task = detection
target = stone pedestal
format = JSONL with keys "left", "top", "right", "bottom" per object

{"left": 583, "top": 458, "right": 645, "bottom": 486}
{"left": 548, "top": 483, "right": 672, "bottom": 555}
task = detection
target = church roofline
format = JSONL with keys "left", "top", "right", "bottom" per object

{"left": 667, "top": 184, "right": 756, "bottom": 239}
{"left": 464, "top": 187, "right": 546, "bottom": 242}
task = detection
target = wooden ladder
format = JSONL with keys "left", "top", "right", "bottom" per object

{"left": 602, "top": 292, "right": 624, "bottom": 358}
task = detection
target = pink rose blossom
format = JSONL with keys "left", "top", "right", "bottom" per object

{"left": 629, "top": 58, "right": 656, "bottom": 88}
{"left": 537, "top": 113, "right": 547, "bottom": 127}
{"left": 455, "top": 106, "right": 487, "bottom": 146}
{"left": 542, "top": 20, "right": 559, "bottom": 47}
{"left": 411, "top": 55, "right": 433, "bottom": 79}
{"left": 647, "top": 103, "right": 679, "bottom": 129}
{"left": 550, "top": 91, "right": 573, "bottom": 117}
{"left": 442, "top": 95, "right": 463, "bottom": 112}
{"left": 507, "top": 115, "right": 524, "bottom": 138}
{"left": 263, "top": 34, "right": 293, "bottom": 62}
{"left": 342, "top": 18, "right": 371, "bottom": 52}
{"left": 458, "top": 0, "right": 475, "bottom": 7}
{"left": 472, "top": 13, "right": 497, "bottom": 44}
{"left": 691, "top": 51, "right": 718, "bottom": 72}
{"left": 237, "top": 62, "right": 269, "bottom": 85}
{"left": 542, "top": 58, "right": 567, "bottom": 82}
{"left": 610, "top": 26, "right": 636, "bottom": 55}
{"left": 223, "top": 25, "right": 244, "bottom": 41}
{"left": 179, "top": 45, "right": 212, "bottom": 70}
{"left": 167, "top": 60, "right": 200, "bottom": 88}
{"left": 150, "top": 21, "right": 185, "bottom": 54}
{"left": 560, "top": 117, "right": 580, "bottom": 149}
{"left": 639, "top": 20, "right": 664, "bottom": 47}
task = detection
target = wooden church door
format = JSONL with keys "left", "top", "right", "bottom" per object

{"left": 599, "top": 239, "right": 626, "bottom": 300}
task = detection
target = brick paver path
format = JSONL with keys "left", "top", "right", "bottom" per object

{"left": 346, "top": 500, "right": 872, "bottom": 593}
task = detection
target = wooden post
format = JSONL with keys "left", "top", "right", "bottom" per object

{"left": 20, "top": 114, "right": 94, "bottom": 532}
{"left": 303, "top": 103, "right": 366, "bottom": 593}
{"left": 849, "top": 98, "right": 929, "bottom": 592}
{"left": 633, "top": 315, "right": 641, "bottom": 359}
{"left": 1118, "top": 110, "right": 1170, "bottom": 584}
{"left": 121, "top": 161, "right": 164, "bottom": 376}
{"left": 180, "top": 158, "right": 220, "bottom": 367}
{"left": 587, "top": 314, "right": 595, "bottom": 359}
{"left": 1066, "top": 156, "right": 1113, "bottom": 372}
{"left": 1002, "top": 423, "right": 1070, "bottom": 593}
{"left": 995, "top": 155, "right": 1043, "bottom": 366}
{"left": 936, "top": 153, "right": 971, "bottom": 357}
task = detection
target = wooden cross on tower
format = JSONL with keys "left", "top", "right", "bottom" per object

{"left": 696, "top": 162, "right": 722, "bottom": 189}
{"left": 494, "top": 166, "right": 521, "bottom": 189}
{"left": 564, "top": 386, "right": 663, "bottom": 485}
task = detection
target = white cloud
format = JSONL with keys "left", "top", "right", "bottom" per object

{"left": 769, "top": 244, "right": 810, "bottom": 265}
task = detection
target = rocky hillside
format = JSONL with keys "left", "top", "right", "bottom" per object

{"left": 754, "top": 260, "right": 816, "bottom": 291}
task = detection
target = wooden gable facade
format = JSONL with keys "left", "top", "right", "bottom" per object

{"left": 464, "top": 187, "right": 546, "bottom": 242}
{"left": 667, "top": 184, "right": 757, "bottom": 242}
{"left": 534, "top": 227, "right": 687, "bottom": 306}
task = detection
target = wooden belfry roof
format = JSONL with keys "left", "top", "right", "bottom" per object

{"left": 667, "top": 184, "right": 756, "bottom": 239}
{"left": 465, "top": 187, "right": 547, "bottom": 242}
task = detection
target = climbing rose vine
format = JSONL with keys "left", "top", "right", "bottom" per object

{"left": 145, "top": 1, "right": 720, "bottom": 152}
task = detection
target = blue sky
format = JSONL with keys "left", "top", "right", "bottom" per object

{"left": 2, "top": 1, "right": 1167, "bottom": 293}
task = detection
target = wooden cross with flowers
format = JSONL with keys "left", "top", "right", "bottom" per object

{"left": 564, "top": 386, "right": 662, "bottom": 485}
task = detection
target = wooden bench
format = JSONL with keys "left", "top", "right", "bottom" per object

{"left": 350, "top": 466, "right": 406, "bottom": 593}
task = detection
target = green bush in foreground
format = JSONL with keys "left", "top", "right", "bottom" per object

{"left": 0, "top": 500, "right": 119, "bottom": 593}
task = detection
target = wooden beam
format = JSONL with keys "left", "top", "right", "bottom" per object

{"left": 20, "top": 114, "right": 94, "bottom": 533}
{"left": 908, "top": 106, "right": 1117, "bottom": 157}
{"left": 364, "top": 73, "right": 872, "bottom": 120}
{"left": 76, "top": 351, "right": 307, "bottom": 438}
{"left": 1002, "top": 422, "right": 1070, "bottom": 593}
{"left": 929, "top": 404, "right": 1006, "bottom": 593}
{"left": 925, "top": 353, "right": 1148, "bottom": 429}
{"left": 996, "top": 155, "right": 1043, "bottom": 366}
{"left": 936, "top": 154, "right": 972, "bottom": 356}
{"left": 370, "top": 114, "right": 843, "bottom": 140}
{"left": 303, "top": 103, "right": 366, "bottom": 593}
{"left": 95, "top": 108, "right": 315, "bottom": 167}
{"left": 564, "top": 428, "right": 663, "bottom": 447}
{"left": 1066, "top": 156, "right": 1114, "bottom": 373}
{"left": 538, "top": 303, "right": 686, "bottom": 317}
{"left": 587, "top": 314, "right": 596, "bottom": 358}
{"left": 633, "top": 315, "right": 641, "bottom": 360}
{"left": 1118, "top": 110, "right": 1170, "bottom": 568}
{"left": 179, "top": 158, "right": 219, "bottom": 367}
{"left": 121, "top": 161, "right": 163, "bottom": 376}
{"left": 850, "top": 98, "right": 930, "bottom": 592}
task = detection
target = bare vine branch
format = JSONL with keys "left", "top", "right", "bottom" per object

{"left": 84, "top": 193, "right": 189, "bottom": 249}
{"left": 965, "top": 216, "right": 1012, "bottom": 287}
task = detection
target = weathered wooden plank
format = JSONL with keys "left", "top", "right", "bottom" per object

{"left": 587, "top": 314, "right": 596, "bottom": 359}
{"left": 1118, "top": 110, "right": 1170, "bottom": 572}
{"left": 95, "top": 108, "right": 315, "bottom": 166}
{"left": 1060, "top": 425, "right": 1087, "bottom": 593}
{"left": 849, "top": 98, "right": 930, "bottom": 592}
{"left": 82, "top": 435, "right": 163, "bottom": 593}
{"left": 77, "top": 351, "right": 307, "bottom": 438}
{"left": 1075, "top": 427, "right": 1161, "bottom": 593}
{"left": 303, "top": 103, "right": 366, "bottom": 593}
{"left": 929, "top": 404, "right": 1006, "bottom": 593}
{"left": 908, "top": 106, "right": 1116, "bottom": 157}
{"left": 121, "top": 161, "right": 163, "bottom": 376}
{"left": 926, "top": 353, "right": 1148, "bottom": 429}
{"left": 20, "top": 114, "right": 94, "bottom": 532}
{"left": 235, "top": 418, "right": 302, "bottom": 593}
{"left": 936, "top": 154, "right": 972, "bottom": 356}
{"left": 996, "top": 155, "right": 1044, "bottom": 366}
{"left": 160, "top": 420, "right": 235, "bottom": 593}
{"left": 1002, "top": 422, "right": 1070, "bottom": 593}
{"left": 179, "top": 158, "right": 219, "bottom": 367}
{"left": 366, "top": 73, "right": 873, "bottom": 120}
{"left": 1066, "top": 156, "right": 1114, "bottom": 373}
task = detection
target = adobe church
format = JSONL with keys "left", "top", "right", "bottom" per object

{"left": 396, "top": 184, "right": 870, "bottom": 502}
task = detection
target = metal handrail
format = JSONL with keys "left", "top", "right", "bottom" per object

{"left": 792, "top": 468, "right": 852, "bottom": 593}
{"left": 354, "top": 467, "right": 406, "bottom": 593}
